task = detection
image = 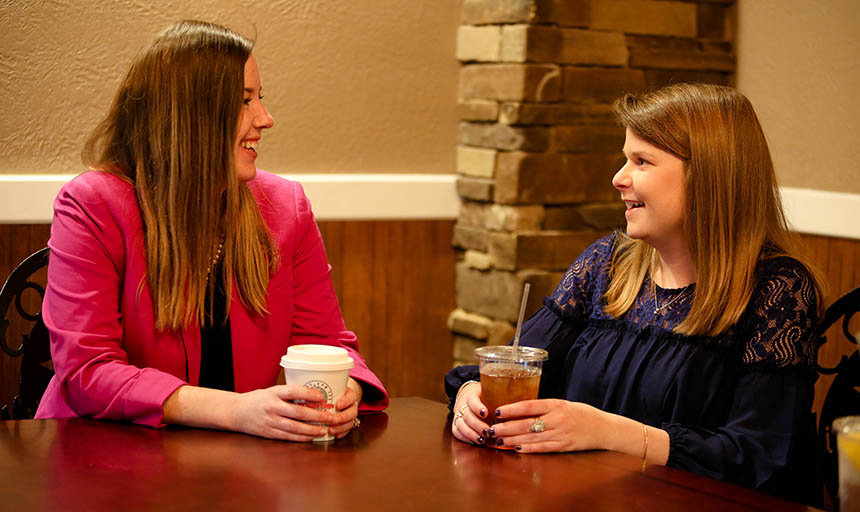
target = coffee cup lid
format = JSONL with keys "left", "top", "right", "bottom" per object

{"left": 280, "top": 344, "right": 355, "bottom": 371}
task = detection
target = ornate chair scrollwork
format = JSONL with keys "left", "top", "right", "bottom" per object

{"left": 1, "top": 247, "right": 52, "bottom": 420}
{"left": 816, "top": 286, "right": 860, "bottom": 506}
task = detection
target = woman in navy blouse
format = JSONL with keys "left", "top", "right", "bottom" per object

{"left": 446, "top": 83, "right": 823, "bottom": 502}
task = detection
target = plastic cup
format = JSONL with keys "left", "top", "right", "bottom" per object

{"left": 475, "top": 345, "right": 548, "bottom": 427}
{"left": 835, "top": 416, "right": 860, "bottom": 510}
{"left": 280, "top": 344, "right": 354, "bottom": 442}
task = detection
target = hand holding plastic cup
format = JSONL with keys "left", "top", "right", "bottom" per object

{"left": 475, "top": 282, "right": 548, "bottom": 430}
{"left": 280, "top": 344, "right": 354, "bottom": 442}
{"left": 475, "top": 345, "right": 548, "bottom": 428}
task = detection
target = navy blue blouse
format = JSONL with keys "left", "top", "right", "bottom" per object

{"left": 445, "top": 234, "right": 819, "bottom": 503}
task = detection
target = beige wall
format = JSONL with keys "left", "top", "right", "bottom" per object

{"left": 737, "top": 0, "right": 860, "bottom": 194}
{"left": 0, "top": 0, "right": 460, "bottom": 175}
{"left": 4, "top": 0, "right": 857, "bottom": 189}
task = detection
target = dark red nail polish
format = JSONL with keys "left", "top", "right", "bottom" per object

{"left": 479, "top": 408, "right": 486, "bottom": 417}
{"left": 482, "top": 429, "right": 488, "bottom": 437}
{"left": 488, "top": 427, "right": 495, "bottom": 437}
{"left": 477, "top": 436, "right": 485, "bottom": 444}
{"left": 496, "top": 438, "right": 504, "bottom": 446}
{"left": 495, "top": 409, "right": 501, "bottom": 417}
{"left": 515, "top": 445, "right": 522, "bottom": 451}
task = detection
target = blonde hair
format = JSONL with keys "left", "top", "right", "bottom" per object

{"left": 604, "top": 83, "right": 822, "bottom": 336}
{"left": 83, "top": 20, "right": 278, "bottom": 330}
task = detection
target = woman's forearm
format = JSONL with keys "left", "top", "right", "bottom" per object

{"left": 602, "top": 412, "right": 670, "bottom": 466}
{"left": 162, "top": 385, "right": 241, "bottom": 430}
{"left": 164, "top": 380, "right": 362, "bottom": 435}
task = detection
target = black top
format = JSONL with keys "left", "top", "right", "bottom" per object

{"left": 445, "top": 234, "right": 820, "bottom": 504}
{"left": 199, "top": 268, "right": 234, "bottom": 392}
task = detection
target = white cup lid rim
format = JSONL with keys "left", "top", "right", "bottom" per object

{"left": 280, "top": 344, "right": 354, "bottom": 370}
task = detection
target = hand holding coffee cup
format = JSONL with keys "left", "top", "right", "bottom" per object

{"left": 280, "top": 344, "right": 356, "bottom": 442}
{"left": 327, "top": 377, "right": 364, "bottom": 439}
{"left": 231, "top": 384, "right": 336, "bottom": 441}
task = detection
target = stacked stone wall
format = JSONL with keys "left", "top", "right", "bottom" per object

{"left": 450, "top": 0, "right": 736, "bottom": 365}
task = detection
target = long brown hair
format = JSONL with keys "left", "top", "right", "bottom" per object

{"left": 604, "top": 83, "right": 823, "bottom": 336}
{"left": 83, "top": 20, "right": 278, "bottom": 330}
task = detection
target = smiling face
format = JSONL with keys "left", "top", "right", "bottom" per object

{"left": 612, "top": 128, "right": 687, "bottom": 253}
{"left": 234, "top": 54, "right": 274, "bottom": 182}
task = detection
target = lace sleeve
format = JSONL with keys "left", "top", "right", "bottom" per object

{"left": 548, "top": 234, "right": 616, "bottom": 318}
{"left": 740, "top": 257, "right": 819, "bottom": 368}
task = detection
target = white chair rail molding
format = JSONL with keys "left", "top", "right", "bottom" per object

{"left": 0, "top": 173, "right": 858, "bottom": 240}
{"left": 0, "top": 173, "right": 460, "bottom": 223}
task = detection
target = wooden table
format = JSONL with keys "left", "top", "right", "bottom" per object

{"left": 0, "top": 397, "right": 818, "bottom": 511}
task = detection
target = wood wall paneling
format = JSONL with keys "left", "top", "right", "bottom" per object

{"left": 318, "top": 220, "right": 456, "bottom": 402}
{"left": 1, "top": 225, "right": 856, "bottom": 419}
{"left": 800, "top": 233, "right": 860, "bottom": 419}
{"left": 0, "top": 221, "right": 455, "bottom": 412}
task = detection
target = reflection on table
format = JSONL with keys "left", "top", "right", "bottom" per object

{"left": 0, "top": 397, "right": 818, "bottom": 511}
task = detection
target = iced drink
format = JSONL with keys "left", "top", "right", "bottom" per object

{"left": 836, "top": 416, "right": 860, "bottom": 511}
{"left": 480, "top": 365, "right": 541, "bottom": 426}
{"left": 475, "top": 346, "right": 548, "bottom": 428}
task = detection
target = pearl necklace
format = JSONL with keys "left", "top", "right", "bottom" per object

{"left": 205, "top": 236, "right": 225, "bottom": 277}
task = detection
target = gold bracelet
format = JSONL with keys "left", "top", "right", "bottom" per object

{"left": 642, "top": 424, "right": 649, "bottom": 471}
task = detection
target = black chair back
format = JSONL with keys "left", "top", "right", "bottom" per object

{"left": 816, "top": 286, "right": 860, "bottom": 506}
{"left": 0, "top": 247, "right": 52, "bottom": 420}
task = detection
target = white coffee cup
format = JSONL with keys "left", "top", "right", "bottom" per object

{"left": 280, "top": 344, "right": 354, "bottom": 442}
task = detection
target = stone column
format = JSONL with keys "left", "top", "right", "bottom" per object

{"left": 450, "top": 0, "right": 736, "bottom": 365}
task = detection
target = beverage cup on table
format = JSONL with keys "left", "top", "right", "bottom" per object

{"left": 280, "top": 344, "right": 354, "bottom": 442}
{"left": 835, "top": 416, "right": 860, "bottom": 510}
{"left": 475, "top": 345, "right": 548, "bottom": 431}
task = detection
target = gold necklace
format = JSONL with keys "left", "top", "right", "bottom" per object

{"left": 650, "top": 254, "right": 692, "bottom": 316}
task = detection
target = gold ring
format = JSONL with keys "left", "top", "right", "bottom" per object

{"left": 353, "top": 417, "right": 361, "bottom": 429}
{"left": 460, "top": 404, "right": 469, "bottom": 415}
{"left": 529, "top": 418, "right": 547, "bottom": 433}
{"left": 453, "top": 412, "right": 464, "bottom": 424}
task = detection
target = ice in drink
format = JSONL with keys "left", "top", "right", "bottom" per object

{"left": 474, "top": 346, "right": 548, "bottom": 428}
{"left": 480, "top": 364, "right": 541, "bottom": 426}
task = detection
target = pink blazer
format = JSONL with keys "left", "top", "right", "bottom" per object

{"left": 35, "top": 170, "right": 388, "bottom": 426}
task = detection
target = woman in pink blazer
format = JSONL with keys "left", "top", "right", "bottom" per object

{"left": 35, "top": 20, "right": 388, "bottom": 441}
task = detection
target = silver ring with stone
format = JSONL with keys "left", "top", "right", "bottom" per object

{"left": 529, "top": 418, "right": 547, "bottom": 433}
{"left": 353, "top": 417, "right": 361, "bottom": 429}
